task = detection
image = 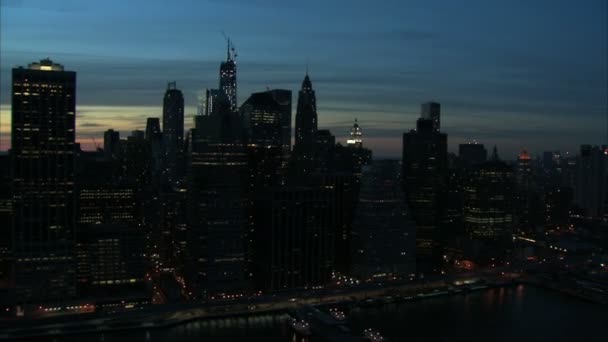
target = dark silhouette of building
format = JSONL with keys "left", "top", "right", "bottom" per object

{"left": 0, "top": 154, "right": 12, "bottom": 295}
{"left": 574, "top": 145, "right": 607, "bottom": 218}
{"left": 162, "top": 82, "right": 184, "bottom": 184}
{"left": 294, "top": 74, "right": 318, "bottom": 173}
{"left": 145, "top": 118, "right": 161, "bottom": 141}
{"left": 11, "top": 58, "right": 77, "bottom": 302}
{"left": 252, "top": 187, "right": 335, "bottom": 292}
{"left": 241, "top": 90, "right": 290, "bottom": 147}
{"left": 459, "top": 142, "right": 487, "bottom": 166}
{"left": 104, "top": 129, "right": 120, "bottom": 160}
{"left": 219, "top": 40, "right": 237, "bottom": 112}
{"left": 463, "top": 147, "right": 514, "bottom": 262}
{"left": 545, "top": 187, "right": 573, "bottom": 231}
{"left": 421, "top": 102, "right": 440, "bottom": 133}
{"left": 145, "top": 118, "right": 163, "bottom": 177}
{"left": 402, "top": 113, "right": 447, "bottom": 274}
{"left": 352, "top": 160, "right": 416, "bottom": 278}
{"left": 205, "top": 88, "right": 230, "bottom": 117}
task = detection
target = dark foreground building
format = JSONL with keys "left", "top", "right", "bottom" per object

{"left": 11, "top": 59, "right": 77, "bottom": 303}
{"left": 252, "top": 187, "right": 335, "bottom": 292}
{"left": 402, "top": 113, "right": 447, "bottom": 274}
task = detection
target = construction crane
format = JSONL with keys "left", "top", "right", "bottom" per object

{"left": 221, "top": 31, "right": 237, "bottom": 60}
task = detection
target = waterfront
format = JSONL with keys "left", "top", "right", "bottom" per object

{"left": 22, "top": 285, "right": 608, "bottom": 342}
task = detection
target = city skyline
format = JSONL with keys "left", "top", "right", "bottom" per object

{"left": 1, "top": 0, "right": 607, "bottom": 157}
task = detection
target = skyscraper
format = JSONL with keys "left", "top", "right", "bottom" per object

{"left": 11, "top": 58, "right": 77, "bottom": 302}
{"left": 103, "top": 129, "right": 120, "bottom": 160}
{"left": 241, "top": 90, "right": 288, "bottom": 147}
{"left": 252, "top": 186, "right": 335, "bottom": 292}
{"left": 352, "top": 160, "right": 416, "bottom": 278}
{"left": 463, "top": 148, "right": 514, "bottom": 262}
{"left": 459, "top": 142, "right": 487, "bottom": 166}
{"left": 162, "top": 82, "right": 184, "bottom": 183}
{"left": 575, "top": 145, "right": 607, "bottom": 218}
{"left": 145, "top": 118, "right": 161, "bottom": 141}
{"left": 294, "top": 74, "right": 318, "bottom": 173}
{"left": 421, "top": 102, "right": 440, "bottom": 133}
{"left": 219, "top": 40, "right": 237, "bottom": 112}
{"left": 205, "top": 88, "right": 230, "bottom": 117}
{"left": 402, "top": 116, "right": 447, "bottom": 274}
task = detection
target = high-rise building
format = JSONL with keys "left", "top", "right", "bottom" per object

{"left": 145, "top": 118, "right": 161, "bottom": 141}
{"left": 252, "top": 186, "right": 335, "bottom": 292}
{"left": 241, "top": 90, "right": 289, "bottom": 147}
{"left": 463, "top": 148, "right": 514, "bottom": 261}
{"left": 402, "top": 116, "right": 447, "bottom": 274}
{"left": 205, "top": 88, "right": 230, "bottom": 117}
{"left": 104, "top": 129, "right": 120, "bottom": 160}
{"left": 219, "top": 40, "right": 237, "bottom": 112}
{"left": 421, "top": 102, "right": 440, "bottom": 133}
{"left": 545, "top": 187, "right": 572, "bottom": 231}
{"left": 145, "top": 118, "right": 163, "bottom": 177}
{"left": 459, "top": 142, "right": 487, "bottom": 166}
{"left": 575, "top": 145, "right": 607, "bottom": 218}
{"left": 11, "top": 58, "right": 77, "bottom": 302}
{"left": 346, "top": 119, "right": 363, "bottom": 148}
{"left": 352, "top": 160, "right": 416, "bottom": 278}
{"left": 162, "top": 82, "right": 184, "bottom": 183}
{"left": 0, "top": 154, "right": 12, "bottom": 293}
{"left": 294, "top": 74, "right": 318, "bottom": 173}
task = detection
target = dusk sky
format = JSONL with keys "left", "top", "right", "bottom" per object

{"left": 1, "top": 0, "right": 606, "bottom": 158}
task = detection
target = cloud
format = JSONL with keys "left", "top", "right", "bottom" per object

{"left": 79, "top": 122, "right": 102, "bottom": 127}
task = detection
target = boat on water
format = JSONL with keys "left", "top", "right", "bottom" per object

{"left": 287, "top": 318, "right": 311, "bottom": 336}
{"left": 363, "top": 328, "right": 386, "bottom": 341}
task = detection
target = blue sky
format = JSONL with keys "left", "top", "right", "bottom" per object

{"left": 1, "top": 0, "right": 606, "bottom": 158}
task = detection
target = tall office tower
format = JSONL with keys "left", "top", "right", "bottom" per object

{"left": 352, "top": 160, "right": 416, "bottom": 278}
{"left": 294, "top": 74, "right": 318, "bottom": 173}
{"left": 205, "top": 88, "right": 230, "bottom": 117}
{"left": 252, "top": 186, "right": 335, "bottom": 292}
{"left": 514, "top": 148, "right": 542, "bottom": 232}
{"left": 219, "top": 40, "right": 237, "bottom": 112}
{"left": 463, "top": 148, "right": 514, "bottom": 262}
{"left": 0, "top": 154, "right": 12, "bottom": 291}
{"left": 545, "top": 187, "right": 573, "bottom": 231}
{"left": 241, "top": 90, "right": 292, "bottom": 187}
{"left": 162, "top": 82, "right": 185, "bottom": 183}
{"left": 145, "top": 117, "right": 163, "bottom": 177}
{"left": 104, "top": 129, "right": 120, "bottom": 160}
{"left": 267, "top": 89, "right": 292, "bottom": 154}
{"left": 186, "top": 111, "right": 248, "bottom": 298}
{"left": 241, "top": 91, "right": 287, "bottom": 147}
{"left": 75, "top": 152, "right": 145, "bottom": 298}
{"left": 516, "top": 148, "right": 532, "bottom": 189}
{"left": 402, "top": 116, "right": 447, "bottom": 274}
{"left": 315, "top": 130, "right": 336, "bottom": 173}
{"left": 421, "top": 102, "right": 440, "bottom": 133}
{"left": 11, "top": 59, "right": 77, "bottom": 302}
{"left": 145, "top": 118, "right": 161, "bottom": 141}
{"left": 459, "top": 142, "right": 487, "bottom": 166}
{"left": 575, "top": 145, "right": 607, "bottom": 218}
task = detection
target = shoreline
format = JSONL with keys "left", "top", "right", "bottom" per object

{"left": 1, "top": 279, "right": 605, "bottom": 341}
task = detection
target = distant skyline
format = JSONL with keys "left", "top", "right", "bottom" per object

{"left": 1, "top": 0, "right": 606, "bottom": 157}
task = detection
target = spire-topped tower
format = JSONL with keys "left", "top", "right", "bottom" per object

{"left": 219, "top": 37, "right": 237, "bottom": 112}
{"left": 347, "top": 118, "right": 363, "bottom": 147}
{"left": 294, "top": 73, "right": 318, "bottom": 171}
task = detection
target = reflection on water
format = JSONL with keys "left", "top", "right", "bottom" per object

{"left": 348, "top": 285, "right": 607, "bottom": 342}
{"left": 25, "top": 286, "right": 607, "bottom": 342}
